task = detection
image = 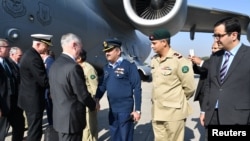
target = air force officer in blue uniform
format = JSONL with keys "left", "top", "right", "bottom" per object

{"left": 95, "top": 39, "right": 142, "bottom": 141}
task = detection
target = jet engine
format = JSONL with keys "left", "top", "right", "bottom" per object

{"left": 123, "top": 0, "right": 187, "bottom": 36}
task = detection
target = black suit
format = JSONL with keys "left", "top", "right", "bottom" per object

{"left": 0, "top": 58, "right": 24, "bottom": 141}
{"left": 18, "top": 48, "right": 49, "bottom": 141}
{"left": 202, "top": 44, "right": 250, "bottom": 126}
{"left": 193, "top": 59, "right": 210, "bottom": 107}
{"left": 49, "top": 54, "right": 96, "bottom": 141}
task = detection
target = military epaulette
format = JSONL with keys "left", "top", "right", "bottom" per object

{"left": 173, "top": 52, "right": 182, "bottom": 59}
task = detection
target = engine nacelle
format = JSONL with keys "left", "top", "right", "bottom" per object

{"left": 123, "top": 0, "right": 187, "bottom": 36}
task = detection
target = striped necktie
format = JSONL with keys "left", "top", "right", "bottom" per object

{"left": 220, "top": 52, "right": 231, "bottom": 83}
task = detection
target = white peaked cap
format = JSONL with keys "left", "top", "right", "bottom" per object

{"left": 31, "top": 34, "right": 53, "bottom": 46}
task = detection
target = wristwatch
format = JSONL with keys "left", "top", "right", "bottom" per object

{"left": 136, "top": 111, "right": 141, "bottom": 114}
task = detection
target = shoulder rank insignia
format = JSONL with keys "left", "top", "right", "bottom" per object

{"left": 174, "top": 53, "right": 182, "bottom": 59}
{"left": 182, "top": 66, "right": 189, "bottom": 73}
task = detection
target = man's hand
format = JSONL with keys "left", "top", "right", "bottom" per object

{"left": 131, "top": 111, "right": 141, "bottom": 122}
{"left": 200, "top": 113, "right": 205, "bottom": 126}
{"left": 95, "top": 98, "right": 100, "bottom": 111}
{"left": 189, "top": 55, "right": 203, "bottom": 66}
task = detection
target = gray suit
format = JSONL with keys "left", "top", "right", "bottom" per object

{"left": 202, "top": 44, "right": 250, "bottom": 126}
{"left": 49, "top": 53, "right": 96, "bottom": 134}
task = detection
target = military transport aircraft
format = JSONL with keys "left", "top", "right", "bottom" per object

{"left": 0, "top": 0, "right": 249, "bottom": 80}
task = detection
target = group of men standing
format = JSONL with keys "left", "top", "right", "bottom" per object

{"left": 1, "top": 16, "right": 250, "bottom": 141}
{"left": 0, "top": 32, "right": 141, "bottom": 141}
{"left": 0, "top": 40, "right": 25, "bottom": 141}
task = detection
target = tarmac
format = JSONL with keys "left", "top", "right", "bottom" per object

{"left": 6, "top": 78, "right": 205, "bottom": 141}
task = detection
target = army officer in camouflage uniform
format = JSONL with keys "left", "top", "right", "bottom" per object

{"left": 149, "top": 29, "right": 195, "bottom": 141}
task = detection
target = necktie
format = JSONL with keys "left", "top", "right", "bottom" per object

{"left": 2, "top": 59, "right": 12, "bottom": 77}
{"left": 2, "top": 59, "right": 15, "bottom": 95}
{"left": 220, "top": 52, "right": 230, "bottom": 83}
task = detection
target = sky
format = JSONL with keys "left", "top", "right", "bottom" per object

{"left": 146, "top": 0, "right": 250, "bottom": 62}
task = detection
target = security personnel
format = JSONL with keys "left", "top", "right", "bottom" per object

{"left": 149, "top": 29, "right": 195, "bottom": 141}
{"left": 76, "top": 49, "right": 98, "bottom": 141}
{"left": 95, "top": 38, "right": 142, "bottom": 141}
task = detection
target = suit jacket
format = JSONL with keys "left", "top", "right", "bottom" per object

{"left": 49, "top": 53, "right": 96, "bottom": 133}
{"left": 44, "top": 56, "right": 54, "bottom": 99}
{"left": 8, "top": 58, "right": 20, "bottom": 92}
{"left": 193, "top": 59, "right": 210, "bottom": 106}
{"left": 44, "top": 56, "right": 54, "bottom": 75}
{"left": 0, "top": 58, "right": 17, "bottom": 116}
{"left": 202, "top": 44, "right": 250, "bottom": 125}
{"left": 18, "top": 48, "right": 48, "bottom": 112}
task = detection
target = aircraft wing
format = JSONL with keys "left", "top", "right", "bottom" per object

{"left": 182, "top": 5, "right": 250, "bottom": 40}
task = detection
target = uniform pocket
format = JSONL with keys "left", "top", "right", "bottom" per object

{"left": 161, "top": 70, "right": 172, "bottom": 76}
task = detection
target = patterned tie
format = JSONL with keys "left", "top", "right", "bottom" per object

{"left": 220, "top": 52, "right": 230, "bottom": 83}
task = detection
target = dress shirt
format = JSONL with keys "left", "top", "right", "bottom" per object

{"left": 108, "top": 57, "right": 123, "bottom": 68}
{"left": 215, "top": 42, "right": 242, "bottom": 109}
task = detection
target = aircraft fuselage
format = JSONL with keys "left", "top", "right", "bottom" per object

{"left": 0, "top": 0, "right": 151, "bottom": 74}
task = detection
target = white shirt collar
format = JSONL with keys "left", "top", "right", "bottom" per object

{"left": 62, "top": 52, "right": 76, "bottom": 62}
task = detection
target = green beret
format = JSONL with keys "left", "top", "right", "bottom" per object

{"left": 149, "top": 29, "right": 171, "bottom": 41}
{"left": 103, "top": 38, "right": 122, "bottom": 52}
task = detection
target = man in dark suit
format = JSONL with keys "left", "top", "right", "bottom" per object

{"left": 200, "top": 17, "right": 250, "bottom": 135}
{"left": 18, "top": 34, "right": 53, "bottom": 141}
{"left": 190, "top": 42, "right": 221, "bottom": 107}
{"left": 0, "top": 39, "right": 25, "bottom": 141}
{"left": 8, "top": 47, "right": 23, "bottom": 87}
{"left": 49, "top": 33, "right": 96, "bottom": 141}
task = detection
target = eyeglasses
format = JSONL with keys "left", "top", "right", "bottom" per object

{"left": 212, "top": 33, "right": 228, "bottom": 39}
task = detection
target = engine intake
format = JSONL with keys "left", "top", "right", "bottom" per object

{"left": 123, "top": 0, "right": 187, "bottom": 36}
